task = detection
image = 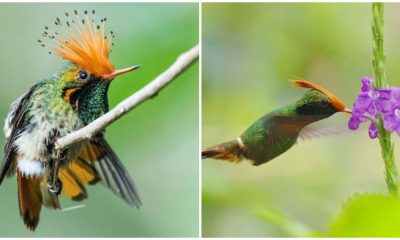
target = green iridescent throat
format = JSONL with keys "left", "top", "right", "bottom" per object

{"left": 69, "top": 80, "right": 110, "bottom": 124}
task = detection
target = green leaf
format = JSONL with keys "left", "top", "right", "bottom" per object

{"left": 329, "top": 193, "right": 400, "bottom": 237}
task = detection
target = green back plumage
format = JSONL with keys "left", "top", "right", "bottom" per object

{"left": 203, "top": 89, "right": 343, "bottom": 166}
{"left": 241, "top": 89, "right": 338, "bottom": 165}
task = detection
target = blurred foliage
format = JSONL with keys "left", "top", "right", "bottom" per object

{"left": 0, "top": 3, "right": 198, "bottom": 237}
{"left": 329, "top": 193, "right": 400, "bottom": 237}
{"left": 256, "top": 207, "right": 316, "bottom": 237}
{"left": 202, "top": 3, "right": 400, "bottom": 237}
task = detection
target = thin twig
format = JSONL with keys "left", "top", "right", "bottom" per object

{"left": 55, "top": 44, "right": 199, "bottom": 150}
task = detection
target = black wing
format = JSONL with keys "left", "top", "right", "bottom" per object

{"left": 78, "top": 137, "right": 141, "bottom": 208}
{"left": 1, "top": 87, "right": 36, "bottom": 184}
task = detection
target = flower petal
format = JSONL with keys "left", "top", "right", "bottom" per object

{"left": 361, "top": 76, "right": 373, "bottom": 92}
{"left": 348, "top": 116, "right": 361, "bottom": 130}
{"left": 368, "top": 123, "right": 378, "bottom": 139}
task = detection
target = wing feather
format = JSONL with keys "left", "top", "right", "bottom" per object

{"left": 78, "top": 137, "right": 141, "bottom": 208}
{"left": 1, "top": 87, "right": 37, "bottom": 184}
{"left": 59, "top": 169, "right": 88, "bottom": 200}
{"left": 299, "top": 125, "right": 348, "bottom": 141}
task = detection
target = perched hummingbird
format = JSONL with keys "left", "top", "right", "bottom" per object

{"left": 1, "top": 10, "right": 141, "bottom": 230}
{"left": 202, "top": 80, "right": 351, "bottom": 166}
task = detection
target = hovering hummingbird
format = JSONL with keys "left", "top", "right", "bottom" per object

{"left": 1, "top": 10, "right": 141, "bottom": 230}
{"left": 202, "top": 80, "right": 352, "bottom": 166}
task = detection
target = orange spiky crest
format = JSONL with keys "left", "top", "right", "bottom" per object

{"left": 290, "top": 80, "right": 346, "bottom": 111}
{"left": 40, "top": 10, "right": 115, "bottom": 77}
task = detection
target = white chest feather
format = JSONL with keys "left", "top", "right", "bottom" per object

{"left": 10, "top": 105, "right": 83, "bottom": 177}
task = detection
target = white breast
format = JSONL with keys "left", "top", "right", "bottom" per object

{"left": 17, "top": 158, "right": 46, "bottom": 177}
{"left": 13, "top": 107, "right": 83, "bottom": 177}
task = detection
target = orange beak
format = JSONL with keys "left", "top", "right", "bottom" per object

{"left": 343, "top": 107, "right": 352, "bottom": 114}
{"left": 104, "top": 65, "right": 141, "bottom": 79}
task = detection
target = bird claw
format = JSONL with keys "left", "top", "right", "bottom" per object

{"left": 59, "top": 149, "right": 68, "bottom": 161}
{"left": 47, "top": 146, "right": 66, "bottom": 197}
{"left": 47, "top": 177, "right": 62, "bottom": 196}
{"left": 50, "top": 144, "right": 68, "bottom": 162}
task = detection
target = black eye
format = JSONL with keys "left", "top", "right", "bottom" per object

{"left": 79, "top": 71, "right": 88, "bottom": 80}
{"left": 321, "top": 99, "right": 329, "bottom": 106}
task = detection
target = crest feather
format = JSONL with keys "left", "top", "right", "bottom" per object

{"left": 290, "top": 80, "right": 346, "bottom": 111}
{"left": 41, "top": 10, "right": 115, "bottom": 77}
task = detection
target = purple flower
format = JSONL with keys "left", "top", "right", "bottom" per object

{"left": 375, "top": 88, "right": 394, "bottom": 113}
{"left": 348, "top": 76, "right": 400, "bottom": 138}
{"left": 369, "top": 123, "right": 378, "bottom": 139}
{"left": 383, "top": 104, "right": 400, "bottom": 135}
{"left": 348, "top": 113, "right": 362, "bottom": 130}
{"left": 361, "top": 76, "right": 373, "bottom": 92}
{"left": 348, "top": 77, "right": 381, "bottom": 134}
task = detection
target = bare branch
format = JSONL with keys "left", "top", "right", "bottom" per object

{"left": 55, "top": 44, "right": 199, "bottom": 150}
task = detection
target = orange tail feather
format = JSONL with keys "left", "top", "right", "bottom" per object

{"left": 17, "top": 172, "right": 42, "bottom": 231}
{"left": 202, "top": 139, "right": 244, "bottom": 163}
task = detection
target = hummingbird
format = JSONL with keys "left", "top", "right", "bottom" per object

{"left": 1, "top": 10, "right": 141, "bottom": 230}
{"left": 202, "top": 80, "right": 352, "bottom": 166}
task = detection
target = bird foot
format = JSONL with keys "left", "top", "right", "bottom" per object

{"left": 47, "top": 177, "right": 62, "bottom": 196}
{"left": 50, "top": 147, "right": 68, "bottom": 162}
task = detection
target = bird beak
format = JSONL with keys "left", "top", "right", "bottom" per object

{"left": 343, "top": 107, "right": 352, "bottom": 114}
{"left": 104, "top": 65, "right": 141, "bottom": 79}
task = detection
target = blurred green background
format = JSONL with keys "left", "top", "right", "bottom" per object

{"left": 202, "top": 3, "right": 400, "bottom": 237}
{"left": 0, "top": 3, "right": 198, "bottom": 237}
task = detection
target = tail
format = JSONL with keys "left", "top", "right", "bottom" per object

{"left": 202, "top": 138, "right": 245, "bottom": 163}
{"left": 17, "top": 157, "right": 99, "bottom": 231}
{"left": 17, "top": 171, "right": 59, "bottom": 231}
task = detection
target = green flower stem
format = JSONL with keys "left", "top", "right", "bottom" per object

{"left": 372, "top": 3, "right": 387, "bottom": 88}
{"left": 371, "top": 3, "right": 400, "bottom": 196}
{"left": 376, "top": 118, "right": 399, "bottom": 195}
